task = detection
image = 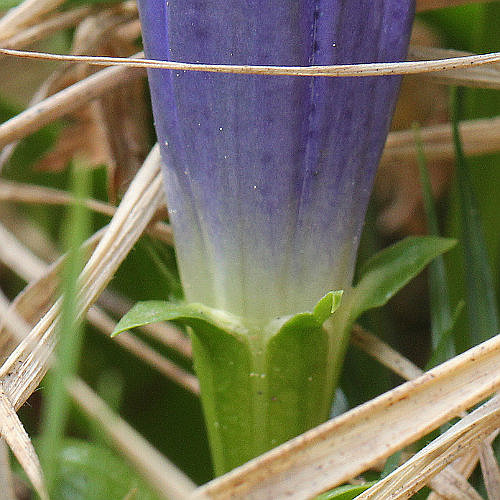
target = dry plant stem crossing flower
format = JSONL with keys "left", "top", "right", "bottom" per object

{"left": 2, "top": 47, "right": 500, "bottom": 77}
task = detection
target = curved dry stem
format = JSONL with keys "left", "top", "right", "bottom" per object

{"left": 1, "top": 47, "right": 500, "bottom": 78}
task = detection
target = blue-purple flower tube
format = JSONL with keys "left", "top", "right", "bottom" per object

{"left": 138, "top": 1, "right": 414, "bottom": 326}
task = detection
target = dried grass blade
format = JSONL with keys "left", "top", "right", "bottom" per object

{"left": 358, "top": 395, "right": 500, "bottom": 500}
{"left": 77, "top": 145, "right": 163, "bottom": 311}
{"left": 0, "top": 7, "right": 92, "bottom": 53}
{"left": 0, "top": 222, "right": 47, "bottom": 282}
{"left": 478, "top": 441, "right": 500, "bottom": 500}
{"left": 0, "top": 386, "right": 47, "bottom": 500}
{"left": 0, "top": 180, "right": 116, "bottom": 217}
{"left": 428, "top": 467, "right": 483, "bottom": 500}
{"left": 410, "top": 46, "right": 500, "bottom": 90}
{"left": 416, "top": 0, "right": 493, "bottom": 11}
{"left": 350, "top": 327, "right": 487, "bottom": 499}
{"left": 1, "top": 48, "right": 499, "bottom": 78}
{"left": 0, "top": 288, "right": 30, "bottom": 352}
{"left": 68, "top": 378, "right": 196, "bottom": 500}
{"left": 0, "top": 146, "right": 163, "bottom": 411}
{"left": 0, "top": 432, "right": 16, "bottom": 500}
{"left": 0, "top": 58, "right": 145, "bottom": 149}
{"left": 86, "top": 306, "right": 199, "bottom": 394}
{"left": 350, "top": 325, "right": 423, "bottom": 380}
{"left": 0, "top": 0, "right": 66, "bottom": 41}
{"left": 383, "top": 116, "right": 500, "bottom": 164}
{"left": 0, "top": 180, "right": 173, "bottom": 244}
{"left": 192, "top": 334, "right": 500, "bottom": 500}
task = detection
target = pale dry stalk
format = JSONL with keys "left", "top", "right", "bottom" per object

{"left": 0, "top": 385, "right": 47, "bottom": 500}
{"left": 416, "top": 0, "right": 495, "bottom": 10}
{"left": 0, "top": 0, "right": 66, "bottom": 41}
{"left": 0, "top": 58, "right": 145, "bottom": 149}
{"left": 409, "top": 46, "right": 500, "bottom": 90}
{"left": 0, "top": 439, "right": 16, "bottom": 500}
{"left": 0, "top": 7, "right": 92, "bottom": 53}
{"left": 2, "top": 47, "right": 500, "bottom": 78}
{"left": 382, "top": 116, "right": 500, "bottom": 165}
{"left": 358, "top": 395, "right": 500, "bottom": 499}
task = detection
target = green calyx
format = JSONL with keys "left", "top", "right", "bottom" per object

{"left": 114, "top": 291, "right": 344, "bottom": 474}
{"left": 113, "top": 236, "right": 456, "bottom": 475}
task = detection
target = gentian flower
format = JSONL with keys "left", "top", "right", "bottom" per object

{"left": 138, "top": 0, "right": 415, "bottom": 327}
{"left": 132, "top": 0, "right": 416, "bottom": 474}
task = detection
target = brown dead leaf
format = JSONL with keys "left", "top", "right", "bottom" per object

{"left": 35, "top": 9, "right": 149, "bottom": 202}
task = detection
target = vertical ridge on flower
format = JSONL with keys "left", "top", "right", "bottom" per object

{"left": 138, "top": 1, "right": 415, "bottom": 326}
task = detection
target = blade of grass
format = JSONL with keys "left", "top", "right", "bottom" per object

{"left": 451, "top": 86, "right": 499, "bottom": 346}
{"left": 38, "top": 164, "right": 91, "bottom": 494}
{"left": 413, "top": 124, "right": 455, "bottom": 366}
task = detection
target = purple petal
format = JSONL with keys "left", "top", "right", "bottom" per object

{"left": 138, "top": 0, "right": 415, "bottom": 324}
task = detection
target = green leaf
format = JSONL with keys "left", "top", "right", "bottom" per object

{"left": 414, "top": 124, "right": 455, "bottom": 365}
{"left": 380, "top": 451, "right": 401, "bottom": 479}
{"left": 0, "top": 0, "right": 23, "bottom": 8}
{"left": 313, "top": 290, "right": 344, "bottom": 324}
{"left": 315, "top": 482, "right": 376, "bottom": 500}
{"left": 349, "top": 236, "right": 456, "bottom": 323}
{"left": 263, "top": 291, "right": 343, "bottom": 448}
{"left": 426, "top": 301, "right": 464, "bottom": 370}
{"left": 451, "top": 87, "right": 499, "bottom": 345}
{"left": 50, "top": 440, "right": 160, "bottom": 500}
{"left": 112, "top": 300, "right": 248, "bottom": 338}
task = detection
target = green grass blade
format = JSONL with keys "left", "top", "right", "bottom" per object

{"left": 39, "top": 164, "right": 92, "bottom": 495}
{"left": 413, "top": 124, "right": 455, "bottom": 366}
{"left": 451, "top": 87, "right": 499, "bottom": 346}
